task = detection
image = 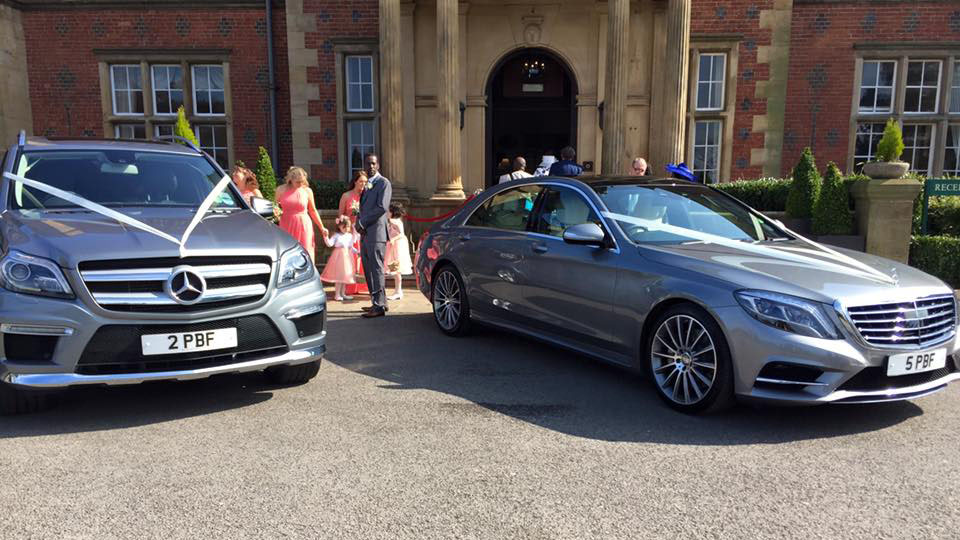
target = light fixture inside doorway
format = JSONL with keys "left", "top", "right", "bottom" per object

{"left": 522, "top": 58, "right": 546, "bottom": 79}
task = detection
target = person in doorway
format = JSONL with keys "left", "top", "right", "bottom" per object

{"left": 665, "top": 162, "right": 696, "bottom": 182}
{"left": 339, "top": 170, "right": 369, "bottom": 296}
{"left": 549, "top": 146, "right": 583, "bottom": 176}
{"left": 630, "top": 157, "right": 649, "bottom": 176}
{"left": 276, "top": 166, "right": 327, "bottom": 262}
{"left": 384, "top": 202, "right": 413, "bottom": 300}
{"left": 534, "top": 154, "right": 557, "bottom": 177}
{"left": 498, "top": 157, "right": 533, "bottom": 184}
{"left": 494, "top": 157, "right": 511, "bottom": 184}
{"left": 356, "top": 153, "right": 392, "bottom": 318}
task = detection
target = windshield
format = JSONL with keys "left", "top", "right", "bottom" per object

{"left": 593, "top": 183, "right": 790, "bottom": 245}
{"left": 9, "top": 150, "right": 241, "bottom": 211}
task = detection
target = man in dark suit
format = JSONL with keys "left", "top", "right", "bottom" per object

{"left": 548, "top": 146, "right": 583, "bottom": 176}
{"left": 356, "top": 153, "right": 392, "bottom": 318}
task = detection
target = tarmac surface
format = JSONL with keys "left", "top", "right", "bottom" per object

{"left": 1, "top": 291, "right": 959, "bottom": 539}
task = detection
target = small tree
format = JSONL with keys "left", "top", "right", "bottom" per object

{"left": 254, "top": 146, "right": 278, "bottom": 201}
{"left": 173, "top": 106, "right": 199, "bottom": 147}
{"left": 812, "top": 162, "right": 853, "bottom": 235}
{"left": 786, "top": 147, "right": 822, "bottom": 219}
{"left": 875, "top": 118, "right": 905, "bottom": 162}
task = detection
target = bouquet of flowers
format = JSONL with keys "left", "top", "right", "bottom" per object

{"left": 350, "top": 200, "right": 360, "bottom": 216}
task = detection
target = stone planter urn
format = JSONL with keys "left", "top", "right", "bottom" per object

{"left": 862, "top": 160, "right": 910, "bottom": 180}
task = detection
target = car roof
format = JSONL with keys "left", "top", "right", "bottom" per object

{"left": 19, "top": 136, "right": 202, "bottom": 156}
{"left": 534, "top": 175, "right": 709, "bottom": 190}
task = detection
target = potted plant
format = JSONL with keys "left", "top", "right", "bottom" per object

{"left": 862, "top": 118, "right": 909, "bottom": 180}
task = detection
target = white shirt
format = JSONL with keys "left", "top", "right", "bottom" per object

{"left": 324, "top": 232, "right": 359, "bottom": 250}
{"left": 498, "top": 170, "right": 533, "bottom": 184}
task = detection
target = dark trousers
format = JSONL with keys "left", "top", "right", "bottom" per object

{"left": 361, "top": 238, "right": 387, "bottom": 309}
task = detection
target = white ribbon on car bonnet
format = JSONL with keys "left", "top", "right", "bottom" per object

{"left": 2, "top": 171, "right": 234, "bottom": 257}
{"left": 601, "top": 211, "right": 896, "bottom": 285}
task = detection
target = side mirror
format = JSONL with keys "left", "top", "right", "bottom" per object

{"left": 563, "top": 223, "right": 606, "bottom": 247}
{"left": 250, "top": 196, "right": 275, "bottom": 219}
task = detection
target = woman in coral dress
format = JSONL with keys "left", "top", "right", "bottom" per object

{"left": 338, "top": 170, "right": 368, "bottom": 295}
{"left": 276, "top": 166, "right": 327, "bottom": 262}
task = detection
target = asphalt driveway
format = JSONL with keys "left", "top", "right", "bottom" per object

{"left": 0, "top": 293, "right": 957, "bottom": 539}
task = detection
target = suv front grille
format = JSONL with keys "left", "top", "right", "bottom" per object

{"left": 838, "top": 355, "right": 957, "bottom": 392}
{"left": 76, "top": 315, "right": 287, "bottom": 375}
{"left": 79, "top": 256, "right": 273, "bottom": 313}
{"left": 844, "top": 295, "right": 957, "bottom": 348}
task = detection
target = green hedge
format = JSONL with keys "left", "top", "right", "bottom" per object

{"left": 312, "top": 180, "right": 346, "bottom": 210}
{"left": 911, "top": 176, "right": 960, "bottom": 236}
{"left": 909, "top": 235, "right": 960, "bottom": 288}
{"left": 715, "top": 178, "right": 792, "bottom": 210}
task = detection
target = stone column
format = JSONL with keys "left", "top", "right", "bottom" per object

{"left": 661, "top": 0, "right": 691, "bottom": 165}
{"left": 601, "top": 0, "right": 629, "bottom": 175}
{"left": 851, "top": 178, "right": 922, "bottom": 263}
{"left": 380, "top": 0, "right": 406, "bottom": 198}
{"left": 434, "top": 0, "right": 464, "bottom": 199}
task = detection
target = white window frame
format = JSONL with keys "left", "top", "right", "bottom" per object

{"left": 902, "top": 123, "right": 935, "bottom": 175}
{"left": 194, "top": 124, "right": 229, "bottom": 168}
{"left": 853, "top": 121, "right": 886, "bottom": 166}
{"left": 903, "top": 59, "right": 942, "bottom": 115}
{"left": 345, "top": 55, "right": 375, "bottom": 113}
{"left": 150, "top": 65, "right": 184, "bottom": 117}
{"left": 154, "top": 124, "right": 175, "bottom": 138}
{"left": 858, "top": 60, "right": 897, "bottom": 114}
{"left": 191, "top": 64, "right": 226, "bottom": 117}
{"left": 944, "top": 124, "right": 960, "bottom": 175}
{"left": 110, "top": 64, "right": 143, "bottom": 116}
{"left": 114, "top": 123, "right": 146, "bottom": 140}
{"left": 695, "top": 53, "right": 726, "bottom": 112}
{"left": 692, "top": 120, "right": 722, "bottom": 183}
{"left": 950, "top": 61, "right": 960, "bottom": 114}
{"left": 346, "top": 119, "right": 376, "bottom": 176}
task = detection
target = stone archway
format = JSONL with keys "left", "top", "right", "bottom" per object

{"left": 484, "top": 47, "right": 579, "bottom": 187}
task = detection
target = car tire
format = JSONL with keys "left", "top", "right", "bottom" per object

{"left": 265, "top": 359, "right": 322, "bottom": 385}
{"left": 0, "top": 383, "right": 56, "bottom": 416}
{"left": 431, "top": 266, "right": 471, "bottom": 337}
{"left": 644, "top": 303, "right": 734, "bottom": 414}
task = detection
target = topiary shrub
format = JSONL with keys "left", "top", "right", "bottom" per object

{"left": 812, "top": 162, "right": 854, "bottom": 235}
{"left": 173, "top": 106, "right": 199, "bottom": 147}
{"left": 253, "top": 146, "right": 277, "bottom": 201}
{"left": 909, "top": 235, "right": 960, "bottom": 288}
{"left": 785, "top": 147, "right": 822, "bottom": 218}
{"left": 715, "top": 178, "right": 792, "bottom": 211}
{"left": 875, "top": 118, "right": 905, "bottom": 162}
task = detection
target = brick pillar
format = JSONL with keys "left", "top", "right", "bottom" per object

{"left": 601, "top": 0, "right": 629, "bottom": 175}
{"left": 434, "top": 0, "right": 464, "bottom": 199}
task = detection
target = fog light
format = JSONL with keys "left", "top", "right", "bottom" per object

{"left": 284, "top": 305, "right": 324, "bottom": 320}
{"left": 0, "top": 323, "right": 74, "bottom": 336}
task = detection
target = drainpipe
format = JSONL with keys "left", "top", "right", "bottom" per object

{"left": 265, "top": 0, "right": 279, "bottom": 173}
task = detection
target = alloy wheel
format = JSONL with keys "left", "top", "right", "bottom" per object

{"left": 650, "top": 314, "right": 718, "bottom": 406}
{"left": 433, "top": 270, "right": 462, "bottom": 331}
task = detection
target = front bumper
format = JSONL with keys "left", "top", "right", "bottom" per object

{"left": 0, "top": 275, "right": 327, "bottom": 389}
{"left": 715, "top": 306, "right": 960, "bottom": 405}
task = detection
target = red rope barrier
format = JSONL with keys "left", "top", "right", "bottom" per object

{"left": 404, "top": 195, "right": 477, "bottom": 223}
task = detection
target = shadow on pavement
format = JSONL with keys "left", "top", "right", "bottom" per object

{"left": 0, "top": 373, "right": 277, "bottom": 438}
{"left": 326, "top": 310, "right": 925, "bottom": 445}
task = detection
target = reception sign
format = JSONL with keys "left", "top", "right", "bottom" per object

{"left": 920, "top": 179, "right": 960, "bottom": 235}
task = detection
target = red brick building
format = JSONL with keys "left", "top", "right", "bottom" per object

{"left": 1, "top": 0, "right": 958, "bottom": 204}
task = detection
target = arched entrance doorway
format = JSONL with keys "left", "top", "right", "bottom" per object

{"left": 485, "top": 48, "right": 578, "bottom": 187}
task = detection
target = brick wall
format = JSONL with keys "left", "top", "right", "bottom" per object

{"left": 20, "top": 3, "right": 292, "bottom": 171}
{"left": 691, "top": 0, "right": 774, "bottom": 180}
{"left": 783, "top": 1, "right": 960, "bottom": 174}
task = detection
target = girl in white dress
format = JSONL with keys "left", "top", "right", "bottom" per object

{"left": 320, "top": 216, "right": 360, "bottom": 301}
{"left": 384, "top": 202, "right": 414, "bottom": 300}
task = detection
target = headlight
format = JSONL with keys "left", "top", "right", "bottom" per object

{"left": 0, "top": 250, "right": 74, "bottom": 299}
{"left": 735, "top": 290, "right": 840, "bottom": 339}
{"left": 277, "top": 246, "right": 315, "bottom": 288}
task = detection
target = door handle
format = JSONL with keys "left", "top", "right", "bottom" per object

{"left": 532, "top": 243, "right": 549, "bottom": 254}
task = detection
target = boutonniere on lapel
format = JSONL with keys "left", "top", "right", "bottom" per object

{"left": 365, "top": 180, "right": 374, "bottom": 191}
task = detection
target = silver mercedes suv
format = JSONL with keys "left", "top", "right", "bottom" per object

{"left": 0, "top": 132, "right": 326, "bottom": 414}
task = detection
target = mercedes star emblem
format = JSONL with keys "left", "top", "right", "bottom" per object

{"left": 165, "top": 266, "right": 206, "bottom": 305}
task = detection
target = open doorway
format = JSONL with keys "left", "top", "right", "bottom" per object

{"left": 485, "top": 48, "right": 578, "bottom": 187}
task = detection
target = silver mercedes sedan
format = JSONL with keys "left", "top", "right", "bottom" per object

{"left": 415, "top": 176, "right": 960, "bottom": 413}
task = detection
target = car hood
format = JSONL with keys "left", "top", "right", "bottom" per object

{"left": 642, "top": 239, "right": 952, "bottom": 305}
{"left": 2, "top": 208, "right": 297, "bottom": 268}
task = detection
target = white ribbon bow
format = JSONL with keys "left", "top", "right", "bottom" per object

{"left": 3, "top": 171, "right": 234, "bottom": 258}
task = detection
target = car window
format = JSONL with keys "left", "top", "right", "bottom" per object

{"left": 465, "top": 185, "right": 541, "bottom": 232}
{"left": 9, "top": 150, "right": 241, "bottom": 210}
{"left": 594, "top": 184, "right": 788, "bottom": 244}
{"left": 533, "top": 186, "right": 600, "bottom": 237}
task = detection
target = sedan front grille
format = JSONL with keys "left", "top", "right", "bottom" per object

{"left": 844, "top": 295, "right": 957, "bottom": 348}
{"left": 78, "top": 256, "right": 273, "bottom": 313}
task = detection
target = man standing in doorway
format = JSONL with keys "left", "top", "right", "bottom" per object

{"left": 549, "top": 146, "right": 583, "bottom": 177}
{"left": 498, "top": 156, "right": 533, "bottom": 183}
{"left": 356, "top": 153, "right": 392, "bottom": 318}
